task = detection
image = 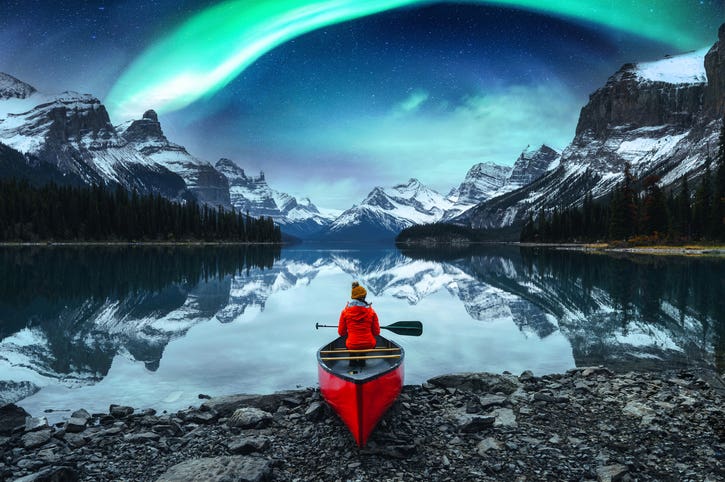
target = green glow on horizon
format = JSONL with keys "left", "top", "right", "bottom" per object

{"left": 106, "top": 0, "right": 722, "bottom": 119}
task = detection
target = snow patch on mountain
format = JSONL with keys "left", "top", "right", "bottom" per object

{"left": 321, "top": 178, "right": 453, "bottom": 240}
{"left": 634, "top": 47, "right": 709, "bottom": 84}
{"left": 215, "top": 158, "right": 338, "bottom": 238}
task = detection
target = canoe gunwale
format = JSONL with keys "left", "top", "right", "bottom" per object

{"left": 316, "top": 335, "right": 404, "bottom": 385}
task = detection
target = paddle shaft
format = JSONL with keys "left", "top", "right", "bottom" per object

{"left": 315, "top": 320, "right": 422, "bottom": 336}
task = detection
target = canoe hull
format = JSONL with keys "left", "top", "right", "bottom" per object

{"left": 317, "top": 336, "right": 404, "bottom": 447}
{"left": 318, "top": 362, "right": 403, "bottom": 447}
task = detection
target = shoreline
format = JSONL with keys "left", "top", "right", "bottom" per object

{"left": 3, "top": 367, "right": 723, "bottom": 481}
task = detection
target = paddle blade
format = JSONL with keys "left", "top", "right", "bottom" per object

{"left": 381, "top": 320, "right": 423, "bottom": 336}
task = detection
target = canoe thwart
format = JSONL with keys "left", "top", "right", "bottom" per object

{"left": 320, "top": 347, "right": 401, "bottom": 354}
{"left": 320, "top": 354, "right": 402, "bottom": 361}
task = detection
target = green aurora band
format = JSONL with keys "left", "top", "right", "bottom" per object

{"left": 106, "top": 0, "right": 723, "bottom": 119}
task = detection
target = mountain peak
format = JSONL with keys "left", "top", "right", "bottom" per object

{"left": 142, "top": 109, "right": 159, "bottom": 122}
{"left": 120, "top": 109, "right": 167, "bottom": 145}
{"left": 0, "top": 72, "right": 37, "bottom": 100}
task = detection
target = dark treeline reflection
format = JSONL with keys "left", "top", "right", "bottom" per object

{"left": 400, "top": 245, "right": 725, "bottom": 372}
{"left": 0, "top": 246, "right": 280, "bottom": 339}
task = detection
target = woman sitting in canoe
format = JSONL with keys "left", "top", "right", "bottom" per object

{"left": 338, "top": 281, "right": 380, "bottom": 351}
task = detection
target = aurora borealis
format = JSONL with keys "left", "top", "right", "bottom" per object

{"left": 1, "top": 0, "right": 724, "bottom": 208}
{"left": 105, "top": 0, "right": 722, "bottom": 119}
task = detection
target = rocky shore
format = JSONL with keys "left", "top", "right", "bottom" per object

{"left": 2, "top": 368, "right": 723, "bottom": 481}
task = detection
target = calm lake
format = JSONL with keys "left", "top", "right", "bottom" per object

{"left": 1, "top": 245, "right": 723, "bottom": 419}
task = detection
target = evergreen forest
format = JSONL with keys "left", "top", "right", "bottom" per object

{"left": 521, "top": 120, "right": 725, "bottom": 244}
{"left": 0, "top": 181, "right": 282, "bottom": 243}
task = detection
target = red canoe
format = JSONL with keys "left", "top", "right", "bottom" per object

{"left": 317, "top": 335, "right": 404, "bottom": 447}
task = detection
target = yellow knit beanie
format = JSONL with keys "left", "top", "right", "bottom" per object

{"left": 351, "top": 281, "right": 367, "bottom": 300}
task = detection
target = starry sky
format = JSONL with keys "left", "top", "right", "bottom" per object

{"left": 1, "top": 1, "right": 723, "bottom": 209}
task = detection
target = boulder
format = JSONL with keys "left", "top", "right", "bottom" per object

{"left": 109, "top": 404, "right": 134, "bottom": 418}
{"left": 0, "top": 403, "right": 29, "bottom": 435}
{"left": 21, "top": 429, "right": 52, "bottom": 449}
{"left": 124, "top": 432, "right": 161, "bottom": 443}
{"left": 227, "top": 436, "right": 270, "bottom": 455}
{"left": 70, "top": 408, "right": 91, "bottom": 422}
{"left": 427, "top": 373, "right": 519, "bottom": 395}
{"left": 14, "top": 466, "right": 79, "bottom": 482}
{"left": 24, "top": 416, "right": 49, "bottom": 432}
{"left": 155, "top": 456, "right": 271, "bottom": 482}
{"left": 201, "top": 391, "right": 306, "bottom": 416}
{"left": 476, "top": 437, "right": 503, "bottom": 454}
{"left": 596, "top": 464, "right": 629, "bottom": 482}
{"left": 65, "top": 417, "right": 88, "bottom": 433}
{"left": 455, "top": 415, "right": 495, "bottom": 433}
{"left": 228, "top": 408, "right": 273, "bottom": 429}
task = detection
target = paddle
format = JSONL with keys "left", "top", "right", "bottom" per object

{"left": 315, "top": 320, "right": 423, "bottom": 336}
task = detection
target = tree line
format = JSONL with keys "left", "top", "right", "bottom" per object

{"left": 0, "top": 180, "right": 282, "bottom": 243}
{"left": 521, "top": 121, "right": 725, "bottom": 244}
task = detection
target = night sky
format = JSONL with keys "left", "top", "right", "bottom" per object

{"left": 1, "top": 1, "right": 723, "bottom": 208}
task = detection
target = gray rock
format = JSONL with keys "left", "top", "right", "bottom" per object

{"left": 479, "top": 394, "right": 507, "bottom": 409}
{"left": 13, "top": 466, "right": 79, "bottom": 482}
{"left": 519, "top": 370, "right": 536, "bottom": 382}
{"left": 227, "top": 436, "right": 270, "bottom": 455}
{"left": 596, "top": 464, "right": 628, "bottom": 482}
{"left": 476, "top": 437, "right": 503, "bottom": 454}
{"left": 0, "top": 403, "right": 30, "bottom": 435}
{"left": 533, "top": 392, "right": 569, "bottom": 403}
{"left": 581, "top": 366, "right": 614, "bottom": 378}
{"left": 124, "top": 432, "right": 161, "bottom": 443}
{"left": 152, "top": 423, "right": 184, "bottom": 437}
{"left": 185, "top": 411, "right": 217, "bottom": 424}
{"left": 63, "top": 432, "right": 87, "bottom": 448}
{"left": 304, "top": 401, "right": 326, "bottom": 421}
{"left": 228, "top": 407, "right": 273, "bottom": 429}
{"left": 201, "top": 390, "right": 305, "bottom": 416}
{"left": 65, "top": 416, "right": 87, "bottom": 433}
{"left": 428, "top": 373, "right": 519, "bottom": 395}
{"left": 109, "top": 404, "right": 134, "bottom": 418}
{"left": 21, "top": 429, "right": 52, "bottom": 449}
{"left": 456, "top": 415, "right": 495, "bottom": 433}
{"left": 24, "top": 416, "right": 49, "bottom": 432}
{"left": 155, "top": 455, "right": 271, "bottom": 482}
{"left": 70, "top": 408, "right": 91, "bottom": 422}
{"left": 490, "top": 408, "right": 517, "bottom": 428}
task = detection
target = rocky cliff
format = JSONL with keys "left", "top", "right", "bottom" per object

{"left": 120, "top": 110, "right": 231, "bottom": 208}
{"left": 456, "top": 24, "right": 725, "bottom": 233}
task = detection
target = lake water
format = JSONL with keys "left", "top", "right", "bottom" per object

{"left": 1, "top": 245, "right": 722, "bottom": 419}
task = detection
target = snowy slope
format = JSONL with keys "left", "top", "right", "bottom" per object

{"left": 215, "top": 158, "right": 339, "bottom": 238}
{"left": 634, "top": 47, "right": 709, "bottom": 84}
{"left": 0, "top": 75, "right": 192, "bottom": 199}
{"left": 119, "top": 110, "right": 230, "bottom": 207}
{"left": 319, "top": 179, "right": 454, "bottom": 241}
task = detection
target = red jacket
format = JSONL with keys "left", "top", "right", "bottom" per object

{"left": 338, "top": 301, "right": 380, "bottom": 349}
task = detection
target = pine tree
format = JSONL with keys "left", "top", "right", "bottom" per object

{"left": 692, "top": 162, "right": 713, "bottom": 240}
{"left": 641, "top": 176, "right": 668, "bottom": 237}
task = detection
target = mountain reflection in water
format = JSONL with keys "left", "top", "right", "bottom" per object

{"left": 0, "top": 245, "right": 722, "bottom": 417}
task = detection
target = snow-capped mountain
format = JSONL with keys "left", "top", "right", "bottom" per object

{"left": 444, "top": 162, "right": 512, "bottom": 219}
{"left": 118, "top": 110, "right": 230, "bottom": 208}
{"left": 0, "top": 75, "right": 191, "bottom": 201}
{"left": 0, "top": 72, "right": 36, "bottom": 100}
{"left": 505, "top": 144, "right": 560, "bottom": 190}
{"left": 317, "top": 178, "right": 454, "bottom": 241}
{"left": 215, "top": 158, "right": 339, "bottom": 238}
{"left": 443, "top": 145, "right": 559, "bottom": 220}
{"left": 454, "top": 26, "right": 725, "bottom": 232}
